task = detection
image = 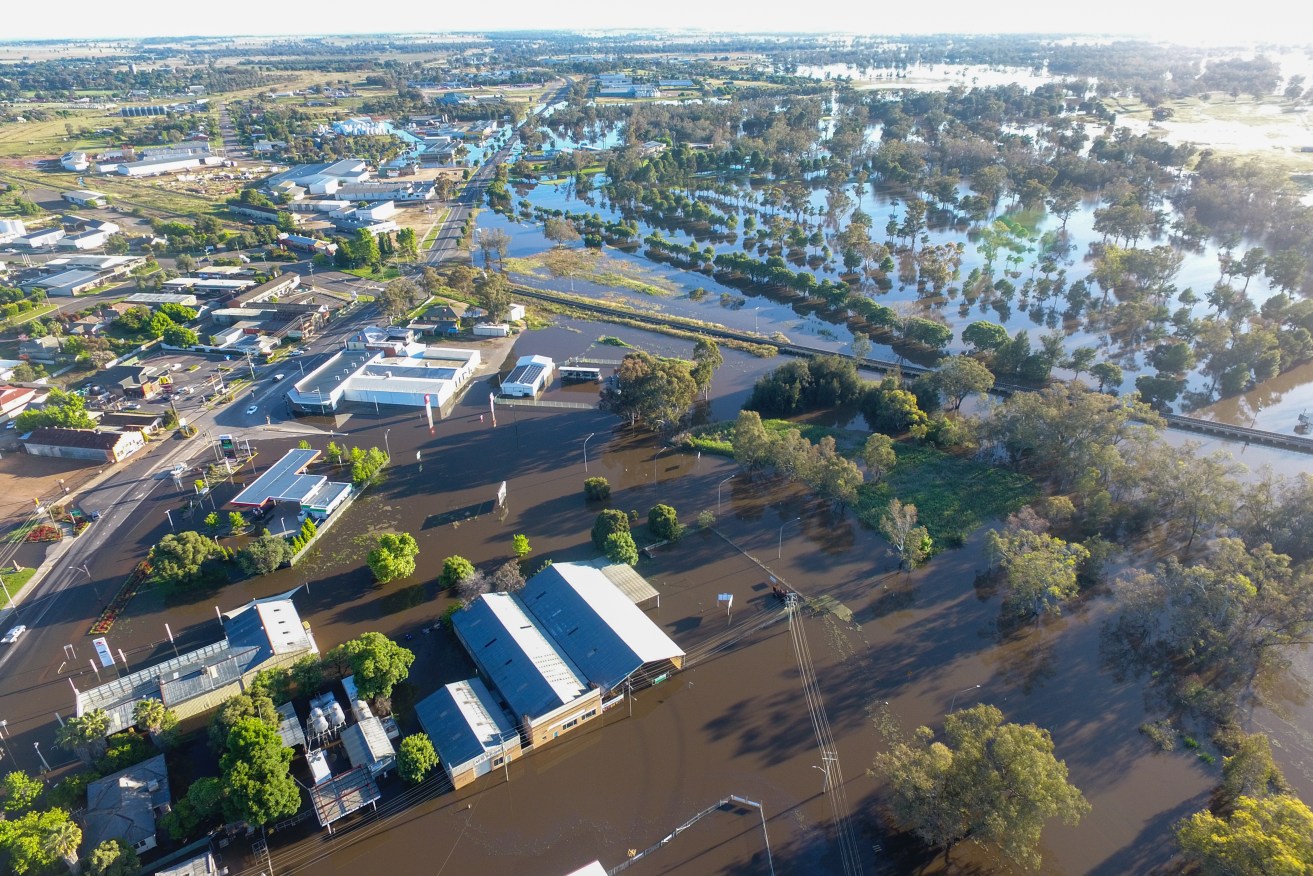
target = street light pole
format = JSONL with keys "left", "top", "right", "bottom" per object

{"left": 582, "top": 432, "right": 595, "bottom": 472}
{"left": 778, "top": 516, "right": 801, "bottom": 559}
{"left": 949, "top": 684, "right": 982, "bottom": 714}
{"left": 34, "top": 742, "right": 50, "bottom": 774}
{"left": 0, "top": 720, "right": 14, "bottom": 767}
{"left": 165, "top": 509, "right": 175, "bottom": 531}
{"left": 717, "top": 474, "right": 736, "bottom": 515}
{"left": 384, "top": 428, "right": 391, "bottom": 461}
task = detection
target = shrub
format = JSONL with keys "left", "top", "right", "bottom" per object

{"left": 583, "top": 477, "right": 611, "bottom": 501}
{"left": 697, "top": 510, "right": 716, "bottom": 529}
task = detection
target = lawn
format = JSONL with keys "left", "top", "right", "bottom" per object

{"left": 854, "top": 442, "right": 1036, "bottom": 549}
{"left": 683, "top": 419, "right": 1036, "bottom": 549}
{"left": 343, "top": 265, "right": 401, "bottom": 281}
{"left": 1, "top": 566, "right": 36, "bottom": 598}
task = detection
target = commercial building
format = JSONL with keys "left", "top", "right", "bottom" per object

{"left": 448, "top": 562, "right": 683, "bottom": 754}
{"left": 74, "top": 592, "right": 319, "bottom": 735}
{"left": 230, "top": 448, "right": 353, "bottom": 521}
{"left": 262, "top": 159, "right": 371, "bottom": 196}
{"left": 22, "top": 427, "right": 146, "bottom": 463}
{"left": 124, "top": 292, "right": 200, "bottom": 307}
{"left": 83, "top": 754, "right": 171, "bottom": 857}
{"left": 416, "top": 678, "right": 522, "bottom": 790}
{"left": 163, "top": 277, "right": 255, "bottom": 297}
{"left": 501, "top": 354, "right": 554, "bottom": 397}
{"left": 62, "top": 189, "right": 108, "bottom": 208}
{"left": 16, "top": 227, "right": 65, "bottom": 249}
{"left": 286, "top": 346, "right": 480, "bottom": 415}
{"left": 0, "top": 385, "right": 37, "bottom": 419}
{"left": 25, "top": 268, "right": 103, "bottom": 296}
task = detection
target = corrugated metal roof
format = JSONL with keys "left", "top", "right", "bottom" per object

{"left": 231, "top": 448, "right": 321, "bottom": 506}
{"left": 276, "top": 701, "right": 307, "bottom": 750}
{"left": 589, "top": 560, "right": 659, "bottom": 604}
{"left": 416, "top": 678, "right": 515, "bottom": 770}
{"left": 341, "top": 716, "right": 395, "bottom": 770}
{"left": 453, "top": 593, "right": 589, "bottom": 721}
{"left": 224, "top": 596, "right": 313, "bottom": 660}
{"left": 520, "top": 563, "right": 684, "bottom": 692}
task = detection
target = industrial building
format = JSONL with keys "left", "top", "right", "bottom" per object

{"left": 230, "top": 448, "right": 353, "bottom": 521}
{"left": 62, "top": 189, "right": 108, "bottom": 208}
{"left": 416, "top": 678, "right": 522, "bottom": 789}
{"left": 74, "top": 592, "right": 319, "bottom": 736}
{"left": 286, "top": 346, "right": 480, "bottom": 415}
{"left": 501, "top": 354, "right": 554, "bottom": 397}
{"left": 22, "top": 427, "right": 145, "bottom": 463}
{"left": 25, "top": 268, "right": 103, "bottom": 296}
{"left": 441, "top": 563, "right": 684, "bottom": 763}
{"left": 262, "top": 159, "right": 371, "bottom": 196}
{"left": 16, "top": 227, "right": 65, "bottom": 249}
{"left": 117, "top": 155, "right": 218, "bottom": 177}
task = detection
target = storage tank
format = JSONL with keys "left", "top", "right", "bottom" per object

{"left": 356, "top": 699, "right": 373, "bottom": 720}
{"left": 329, "top": 701, "right": 346, "bottom": 728}
{"left": 311, "top": 710, "right": 330, "bottom": 736}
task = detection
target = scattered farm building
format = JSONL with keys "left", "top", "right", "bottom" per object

{"left": 62, "top": 189, "right": 109, "bottom": 208}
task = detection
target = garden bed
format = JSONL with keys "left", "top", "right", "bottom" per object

{"left": 88, "top": 560, "right": 152, "bottom": 636}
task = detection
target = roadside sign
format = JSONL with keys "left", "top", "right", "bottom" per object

{"left": 497, "top": 480, "right": 507, "bottom": 508}
{"left": 91, "top": 637, "right": 115, "bottom": 669}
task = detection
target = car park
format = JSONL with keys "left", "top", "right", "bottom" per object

{"left": 2, "top": 625, "right": 26, "bottom": 644}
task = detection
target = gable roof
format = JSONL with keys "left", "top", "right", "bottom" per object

{"left": 222, "top": 592, "right": 314, "bottom": 663}
{"left": 452, "top": 593, "right": 589, "bottom": 721}
{"left": 415, "top": 678, "right": 515, "bottom": 769}
{"left": 518, "top": 563, "right": 685, "bottom": 691}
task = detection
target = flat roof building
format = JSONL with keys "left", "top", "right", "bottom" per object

{"left": 62, "top": 189, "right": 108, "bottom": 207}
{"left": 230, "top": 448, "right": 353, "bottom": 520}
{"left": 341, "top": 716, "right": 396, "bottom": 777}
{"left": 25, "top": 268, "right": 102, "bottom": 296}
{"left": 287, "top": 347, "right": 480, "bottom": 415}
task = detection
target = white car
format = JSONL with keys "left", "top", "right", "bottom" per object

{"left": 2, "top": 625, "right": 26, "bottom": 644}
{"left": 245, "top": 405, "right": 259, "bottom": 415}
{"left": 273, "top": 373, "right": 285, "bottom": 381}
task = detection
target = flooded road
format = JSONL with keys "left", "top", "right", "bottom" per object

{"left": 1, "top": 319, "right": 1300, "bottom": 876}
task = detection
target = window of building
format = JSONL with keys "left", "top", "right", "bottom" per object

{"left": 561, "top": 718, "right": 578, "bottom": 730}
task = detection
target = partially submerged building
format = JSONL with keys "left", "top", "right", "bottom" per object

{"left": 74, "top": 592, "right": 318, "bottom": 735}
{"left": 285, "top": 346, "right": 480, "bottom": 415}
{"left": 229, "top": 448, "right": 353, "bottom": 521}
{"left": 83, "top": 754, "right": 171, "bottom": 857}
{"left": 416, "top": 678, "right": 521, "bottom": 790}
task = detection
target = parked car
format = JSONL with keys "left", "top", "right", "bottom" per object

{"left": 2, "top": 625, "right": 26, "bottom": 644}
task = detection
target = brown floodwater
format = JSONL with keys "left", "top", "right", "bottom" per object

{"left": 1, "top": 318, "right": 1296, "bottom": 876}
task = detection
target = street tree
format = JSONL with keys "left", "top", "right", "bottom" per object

{"left": 326, "top": 632, "right": 415, "bottom": 703}
{"left": 150, "top": 531, "right": 225, "bottom": 588}
{"left": 874, "top": 704, "right": 1090, "bottom": 870}
{"left": 398, "top": 734, "right": 440, "bottom": 785}
{"left": 367, "top": 532, "right": 419, "bottom": 583}
{"left": 604, "top": 530, "right": 640, "bottom": 566}
{"left": 1176, "top": 794, "right": 1313, "bottom": 875}
{"left": 1, "top": 771, "right": 43, "bottom": 813}
{"left": 583, "top": 477, "right": 611, "bottom": 501}
{"left": 648, "top": 504, "right": 682, "bottom": 541}
{"left": 236, "top": 531, "right": 293, "bottom": 576}
{"left": 42, "top": 813, "right": 82, "bottom": 875}
{"left": 440, "top": 555, "right": 475, "bottom": 589}
{"left": 227, "top": 511, "right": 248, "bottom": 535}
{"left": 592, "top": 509, "right": 631, "bottom": 552}
{"left": 512, "top": 534, "right": 532, "bottom": 559}
{"left": 87, "top": 839, "right": 139, "bottom": 876}
{"left": 220, "top": 717, "right": 300, "bottom": 827}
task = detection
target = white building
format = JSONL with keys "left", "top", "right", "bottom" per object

{"left": 286, "top": 346, "right": 481, "bottom": 414}
{"left": 500, "top": 354, "right": 554, "bottom": 397}
{"left": 60, "top": 151, "right": 90, "bottom": 172}
{"left": 17, "top": 227, "right": 66, "bottom": 249}
{"left": 0, "top": 219, "right": 26, "bottom": 244}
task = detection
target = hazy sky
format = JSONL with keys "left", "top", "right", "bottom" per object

{"left": 0, "top": 0, "right": 1303, "bottom": 45}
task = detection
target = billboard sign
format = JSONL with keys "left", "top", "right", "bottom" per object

{"left": 92, "top": 637, "right": 115, "bottom": 668}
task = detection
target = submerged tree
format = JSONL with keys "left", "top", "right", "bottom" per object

{"left": 875, "top": 703, "right": 1090, "bottom": 870}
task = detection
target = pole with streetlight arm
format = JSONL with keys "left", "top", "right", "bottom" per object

{"left": 778, "top": 516, "right": 801, "bottom": 559}
{"left": 384, "top": 428, "right": 391, "bottom": 461}
{"left": 0, "top": 720, "right": 14, "bottom": 768}
{"left": 582, "top": 432, "right": 595, "bottom": 473}
{"left": 717, "top": 474, "right": 736, "bottom": 515}
{"left": 949, "top": 684, "right": 981, "bottom": 714}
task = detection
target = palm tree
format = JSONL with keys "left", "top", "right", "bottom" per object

{"left": 43, "top": 817, "right": 82, "bottom": 875}
{"left": 55, "top": 709, "right": 109, "bottom": 764}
